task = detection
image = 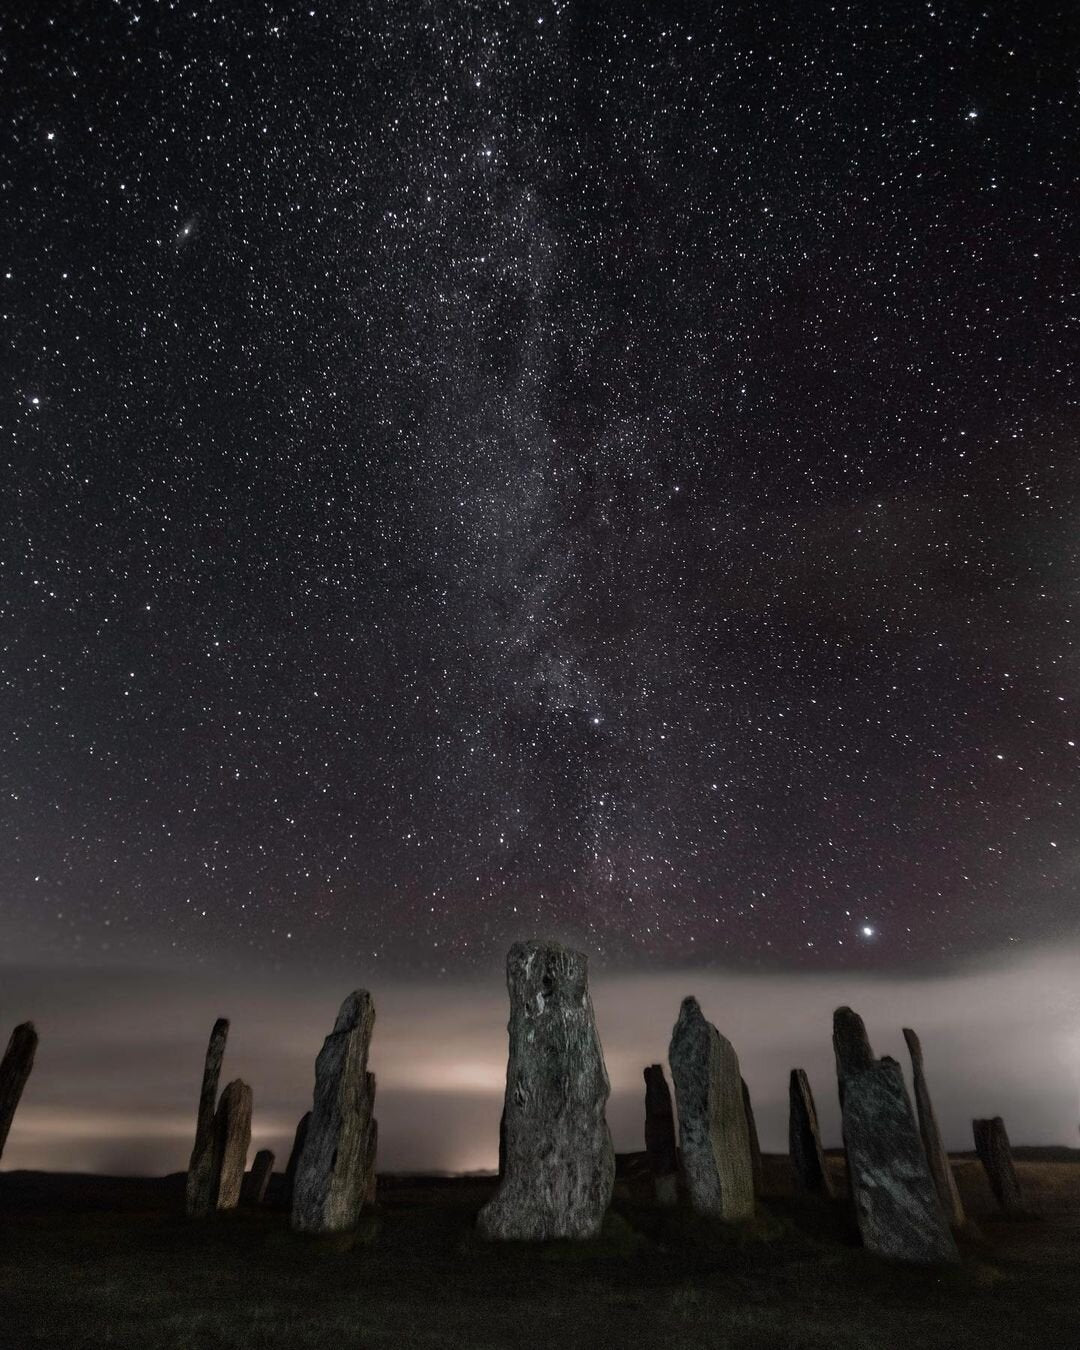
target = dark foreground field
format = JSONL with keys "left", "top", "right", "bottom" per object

{"left": 1, "top": 1153, "right": 1078, "bottom": 1350}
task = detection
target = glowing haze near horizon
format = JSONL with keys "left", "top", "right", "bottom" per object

{"left": 3, "top": 4, "right": 1079, "bottom": 1171}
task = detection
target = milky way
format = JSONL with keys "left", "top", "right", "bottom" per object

{"left": 4, "top": 3, "right": 1077, "bottom": 975}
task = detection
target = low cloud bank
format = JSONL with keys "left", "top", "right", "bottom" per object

{"left": 2, "top": 947, "right": 1078, "bottom": 1175}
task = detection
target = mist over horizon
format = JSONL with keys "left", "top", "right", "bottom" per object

{"left": 3, "top": 940, "right": 1078, "bottom": 1177}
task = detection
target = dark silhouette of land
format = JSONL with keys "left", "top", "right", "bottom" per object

{"left": 1, "top": 1151, "right": 1077, "bottom": 1349}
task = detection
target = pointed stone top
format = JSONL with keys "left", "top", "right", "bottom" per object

{"left": 211, "top": 1016, "right": 229, "bottom": 1035}
{"left": 332, "top": 990, "right": 374, "bottom": 1033}
{"left": 833, "top": 1006, "right": 875, "bottom": 1079}
{"left": 677, "top": 994, "right": 704, "bottom": 1022}
{"left": 902, "top": 1027, "right": 923, "bottom": 1064}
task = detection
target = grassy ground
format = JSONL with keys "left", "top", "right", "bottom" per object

{"left": 1, "top": 1154, "right": 1077, "bottom": 1350}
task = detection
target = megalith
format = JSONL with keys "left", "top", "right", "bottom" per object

{"left": 789, "top": 1068, "right": 834, "bottom": 1197}
{"left": 213, "top": 1079, "right": 253, "bottom": 1210}
{"left": 833, "top": 1008, "right": 957, "bottom": 1264}
{"left": 741, "top": 1078, "right": 764, "bottom": 1196}
{"left": 243, "top": 1148, "right": 275, "bottom": 1205}
{"left": 185, "top": 1017, "right": 230, "bottom": 1217}
{"left": 362, "top": 1105, "right": 378, "bottom": 1207}
{"left": 668, "top": 996, "right": 754, "bottom": 1221}
{"left": 477, "top": 940, "right": 614, "bottom": 1240}
{"left": 903, "top": 1027, "right": 964, "bottom": 1227}
{"left": 973, "top": 1116, "right": 1024, "bottom": 1214}
{"left": 643, "top": 1063, "right": 679, "bottom": 1205}
{"left": 0, "top": 1022, "right": 38, "bottom": 1162}
{"left": 284, "top": 1110, "right": 312, "bottom": 1204}
{"left": 291, "top": 990, "right": 377, "bottom": 1233}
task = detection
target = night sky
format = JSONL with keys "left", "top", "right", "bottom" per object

{"left": 3, "top": 4, "right": 1079, "bottom": 1168}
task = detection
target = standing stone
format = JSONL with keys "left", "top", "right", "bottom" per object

{"left": 242, "top": 1148, "right": 275, "bottom": 1205}
{"left": 833, "top": 1008, "right": 957, "bottom": 1264}
{"left": 477, "top": 941, "right": 615, "bottom": 1240}
{"left": 291, "top": 990, "right": 376, "bottom": 1233}
{"left": 284, "top": 1111, "right": 311, "bottom": 1204}
{"left": 213, "top": 1079, "right": 253, "bottom": 1210}
{"left": 668, "top": 996, "right": 754, "bottom": 1221}
{"left": 903, "top": 1028, "right": 964, "bottom": 1227}
{"left": 497, "top": 1103, "right": 507, "bottom": 1180}
{"left": 833, "top": 1006, "right": 875, "bottom": 1086}
{"left": 789, "top": 1068, "right": 834, "bottom": 1198}
{"left": 643, "top": 1064, "right": 679, "bottom": 1205}
{"left": 741, "top": 1078, "right": 764, "bottom": 1196}
{"left": 363, "top": 1111, "right": 378, "bottom": 1207}
{"left": 185, "top": 1017, "right": 230, "bottom": 1217}
{"left": 973, "top": 1116, "right": 1024, "bottom": 1214}
{"left": 0, "top": 1022, "right": 38, "bottom": 1162}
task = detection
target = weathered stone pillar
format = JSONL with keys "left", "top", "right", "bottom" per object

{"left": 477, "top": 941, "right": 615, "bottom": 1240}
{"left": 362, "top": 1109, "right": 378, "bottom": 1207}
{"left": 741, "top": 1078, "right": 764, "bottom": 1196}
{"left": 972, "top": 1116, "right": 1024, "bottom": 1214}
{"left": 243, "top": 1148, "right": 275, "bottom": 1205}
{"left": 497, "top": 1103, "right": 507, "bottom": 1180}
{"left": 668, "top": 996, "right": 754, "bottom": 1221}
{"left": 903, "top": 1027, "right": 964, "bottom": 1227}
{"left": 284, "top": 1110, "right": 312, "bottom": 1205}
{"left": 213, "top": 1079, "right": 253, "bottom": 1210}
{"left": 291, "top": 990, "right": 377, "bottom": 1233}
{"left": 833, "top": 1008, "right": 957, "bottom": 1264}
{"left": 0, "top": 1022, "right": 38, "bottom": 1162}
{"left": 789, "top": 1068, "right": 834, "bottom": 1197}
{"left": 643, "top": 1063, "right": 679, "bottom": 1205}
{"left": 185, "top": 1018, "right": 230, "bottom": 1217}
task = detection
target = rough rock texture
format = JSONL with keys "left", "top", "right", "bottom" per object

{"left": 788, "top": 1068, "right": 834, "bottom": 1197}
{"left": 668, "top": 996, "right": 754, "bottom": 1221}
{"left": 243, "top": 1149, "right": 275, "bottom": 1205}
{"left": 973, "top": 1116, "right": 1024, "bottom": 1213}
{"left": 833, "top": 1009, "right": 957, "bottom": 1264}
{"left": 477, "top": 941, "right": 615, "bottom": 1240}
{"left": 903, "top": 1027, "right": 964, "bottom": 1227}
{"left": 741, "top": 1078, "right": 764, "bottom": 1196}
{"left": 0, "top": 1022, "right": 38, "bottom": 1162}
{"left": 832, "top": 1006, "right": 875, "bottom": 1086}
{"left": 213, "top": 1079, "right": 253, "bottom": 1210}
{"left": 284, "top": 1111, "right": 311, "bottom": 1204}
{"left": 291, "top": 990, "right": 376, "bottom": 1233}
{"left": 643, "top": 1064, "right": 679, "bottom": 1206}
{"left": 362, "top": 1108, "right": 378, "bottom": 1207}
{"left": 497, "top": 1104, "right": 507, "bottom": 1180}
{"left": 184, "top": 1018, "right": 230, "bottom": 1217}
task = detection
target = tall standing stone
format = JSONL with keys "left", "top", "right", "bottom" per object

{"left": 668, "top": 996, "right": 754, "bottom": 1221}
{"left": 0, "top": 1022, "right": 38, "bottom": 1162}
{"left": 833, "top": 1006, "right": 875, "bottom": 1085}
{"left": 291, "top": 990, "right": 376, "bottom": 1234}
{"left": 643, "top": 1064, "right": 679, "bottom": 1205}
{"left": 973, "top": 1116, "right": 1024, "bottom": 1214}
{"left": 477, "top": 941, "right": 615, "bottom": 1240}
{"left": 362, "top": 1109, "right": 378, "bottom": 1207}
{"left": 833, "top": 1008, "right": 957, "bottom": 1264}
{"left": 903, "top": 1027, "right": 964, "bottom": 1227}
{"left": 284, "top": 1111, "right": 312, "bottom": 1204}
{"left": 185, "top": 1018, "right": 230, "bottom": 1217}
{"left": 789, "top": 1068, "right": 834, "bottom": 1197}
{"left": 213, "top": 1079, "right": 253, "bottom": 1210}
{"left": 243, "top": 1148, "right": 275, "bottom": 1205}
{"left": 741, "top": 1078, "right": 764, "bottom": 1196}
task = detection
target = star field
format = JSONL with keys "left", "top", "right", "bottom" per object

{"left": 3, "top": 2, "right": 1078, "bottom": 975}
